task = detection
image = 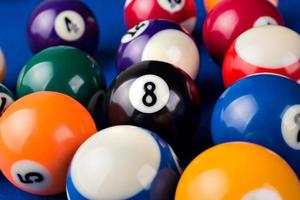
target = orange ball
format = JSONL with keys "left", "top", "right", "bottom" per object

{"left": 0, "top": 91, "right": 97, "bottom": 195}
{"left": 175, "top": 142, "right": 300, "bottom": 200}
{"left": 204, "top": 0, "right": 278, "bottom": 12}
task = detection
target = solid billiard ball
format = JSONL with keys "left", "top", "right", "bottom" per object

{"left": 203, "top": 0, "right": 284, "bottom": 64}
{"left": 204, "top": 0, "right": 279, "bottom": 12}
{"left": 0, "top": 83, "right": 15, "bottom": 115}
{"left": 0, "top": 91, "right": 96, "bottom": 195}
{"left": 0, "top": 48, "right": 6, "bottom": 82}
{"left": 66, "top": 125, "right": 181, "bottom": 200}
{"left": 117, "top": 19, "right": 200, "bottom": 80}
{"left": 17, "top": 46, "right": 106, "bottom": 114}
{"left": 102, "top": 61, "right": 200, "bottom": 153}
{"left": 211, "top": 74, "right": 300, "bottom": 177}
{"left": 27, "top": 0, "right": 99, "bottom": 55}
{"left": 175, "top": 142, "right": 300, "bottom": 200}
{"left": 125, "top": 0, "right": 197, "bottom": 32}
{"left": 223, "top": 25, "right": 300, "bottom": 87}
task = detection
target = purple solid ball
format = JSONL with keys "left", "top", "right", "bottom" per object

{"left": 117, "top": 19, "right": 184, "bottom": 72}
{"left": 27, "top": 0, "right": 99, "bottom": 55}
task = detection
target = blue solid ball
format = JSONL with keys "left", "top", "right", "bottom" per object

{"left": 66, "top": 125, "right": 181, "bottom": 200}
{"left": 212, "top": 74, "right": 300, "bottom": 176}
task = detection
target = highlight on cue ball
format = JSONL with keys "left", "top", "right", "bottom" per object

{"left": 66, "top": 125, "right": 181, "bottom": 200}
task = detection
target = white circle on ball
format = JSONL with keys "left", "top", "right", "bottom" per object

{"left": 253, "top": 16, "right": 278, "bottom": 27}
{"left": 129, "top": 74, "right": 170, "bottom": 114}
{"left": 0, "top": 92, "right": 14, "bottom": 113}
{"left": 281, "top": 105, "right": 300, "bottom": 150}
{"left": 235, "top": 25, "right": 300, "bottom": 69}
{"left": 121, "top": 20, "right": 149, "bottom": 43}
{"left": 11, "top": 160, "right": 51, "bottom": 192}
{"left": 54, "top": 10, "right": 85, "bottom": 41}
{"left": 158, "top": 0, "right": 185, "bottom": 13}
{"left": 142, "top": 29, "right": 200, "bottom": 80}
{"left": 70, "top": 125, "right": 161, "bottom": 200}
{"left": 242, "top": 188, "right": 282, "bottom": 200}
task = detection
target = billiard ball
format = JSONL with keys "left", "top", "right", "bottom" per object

{"left": 125, "top": 0, "right": 197, "bottom": 32}
{"left": 203, "top": 0, "right": 284, "bottom": 64}
{"left": 27, "top": 0, "right": 99, "bottom": 55}
{"left": 0, "top": 91, "right": 96, "bottom": 195}
{"left": 223, "top": 25, "right": 300, "bottom": 87}
{"left": 0, "top": 48, "right": 6, "bottom": 82}
{"left": 204, "top": 0, "right": 279, "bottom": 12}
{"left": 102, "top": 61, "right": 200, "bottom": 153}
{"left": 66, "top": 125, "right": 181, "bottom": 200}
{"left": 17, "top": 46, "right": 106, "bottom": 114}
{"left": 175, "top": 142, "right": 300, "bottom": 200}
{"left": 0, "top": 83, "right": 15, "bottom": 115}
{"left": 117, "top": 19, "right": 200, "bottom": 80}
{"left": 211, "top": 74, "right": 300, "bottom": 177}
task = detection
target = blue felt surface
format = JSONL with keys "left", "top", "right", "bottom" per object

{"left": 0, "top": 0, "right": 299, "bottom": 199}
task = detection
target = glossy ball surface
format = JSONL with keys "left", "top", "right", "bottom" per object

{"left": 203, "top": 0, "right": 284, "bottom": 64}
{"left": 66, "top": 125, "right": 181, "bottom": 200}
{"left": 223, "top": 25, "right": 300, "bottom": 87}
{"left": 124, "top": 0, "right": 197, "bottom": 32}
{"left": 0, "top": 91, "right": 97, "bottom": 195}
{"left": 103, "top": 61, "right": 200, "bottom": 152}
{"left": 212, "top": 74, "right": 300, "bottom": 176}
{"left": 204, "top": 0, "right": 279, "bottom": 12}
{"left": 118, "top": 19, "right": 200, "bottom": 80}
{"left": 27, "top": 0, "right": 99, "bottom": 55}
{"left": 17, "top": 46, "right": 106, "bottom": 113}
{"left": 175, "top": 142, "right": 300, "bottom": 200}
{"left": 0, "top": 83, "right": 15, "bottom": 116}
{"left": 0, "top": 49, "right": 6, "bottom": 82}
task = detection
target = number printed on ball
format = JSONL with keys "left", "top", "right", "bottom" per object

{"left": 0, "top": 93, "right": 14, "bottom": 113}
{"left": 158, "top": 0, "right": 185, "bottom": 13}
{"left": 129, "top": 74, "right": 170, "bottom": 113}
{"left": 11, "top": 160, "right": 51, "bottom": 192}
{"left": 121, "top": 21, "right": 149, "bottom": 43}
{"left": 54, "top": 10, "right": 85, "bottom": 41}
{"left": 282, "top": 105, "right": 300, "bottom": 150}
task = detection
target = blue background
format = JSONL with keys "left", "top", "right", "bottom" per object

{"left": 0, "top": 0, "right": 299, "bottom": 199}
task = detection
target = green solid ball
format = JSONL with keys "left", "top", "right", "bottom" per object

{"left": 17, "top": 46, "right": 106, "bottom": 112}
{"left": 0, "top": 83, "right": 15, "bottom": 115}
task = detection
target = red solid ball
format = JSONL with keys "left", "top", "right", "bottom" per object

{"left": 124, "top": 0, "right": 197, "bottom": 32}
{"left": 203, "top": 0, "right": 284, "bottom": 64}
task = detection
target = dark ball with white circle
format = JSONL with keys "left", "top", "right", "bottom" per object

{"left": 66, "top": 125, "right": 181, "bottom": 200}
{"left": 27, "top": 0, "right": 99, "bottom": 55}
{"left": 117, "top": 19, "right": 200, "bottom": 80}
{"left": 102, "top": 61, "right": 200, "bottom": 153}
